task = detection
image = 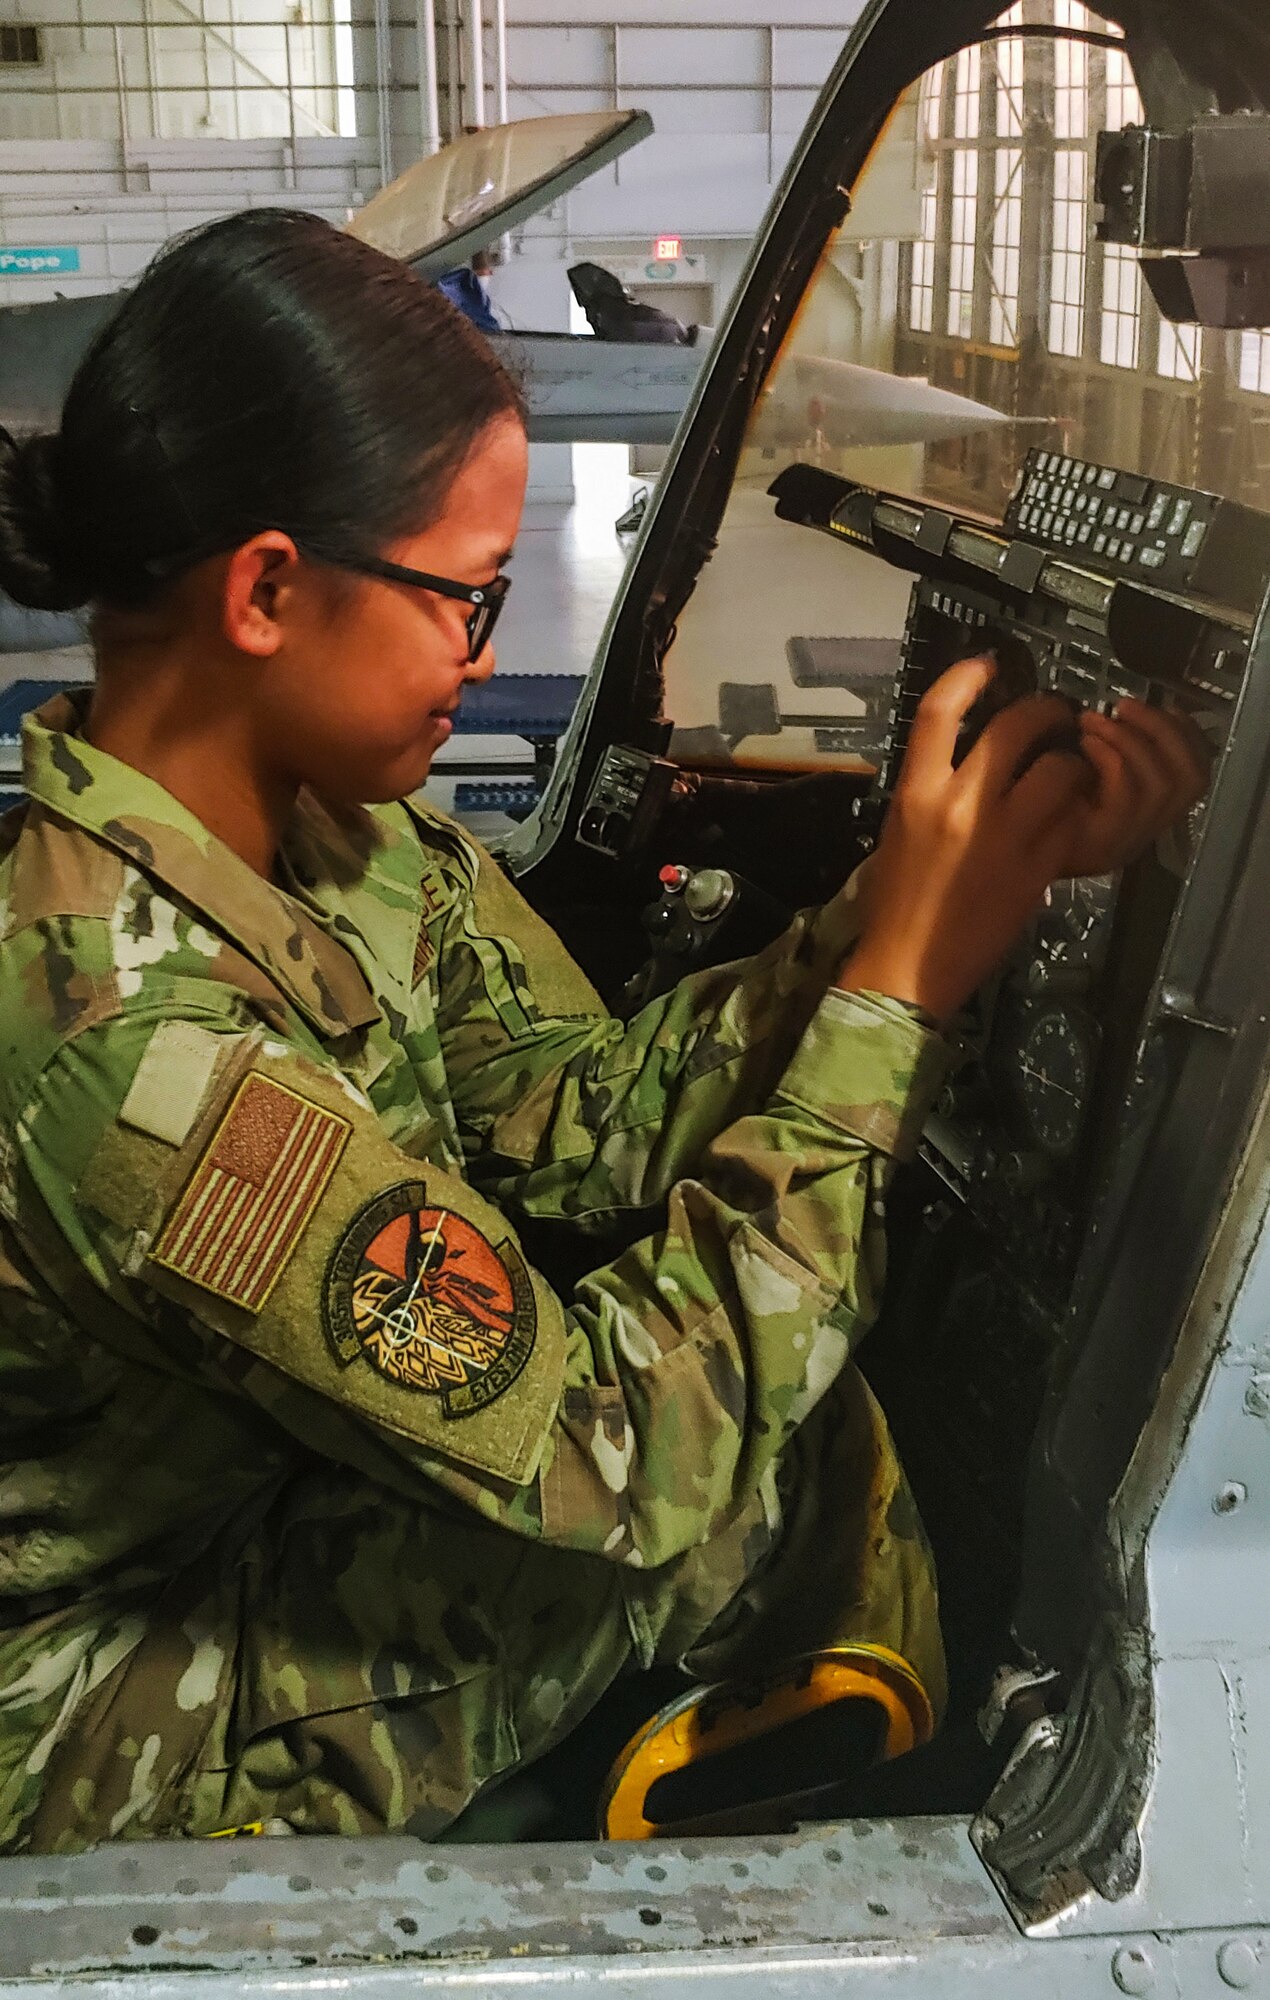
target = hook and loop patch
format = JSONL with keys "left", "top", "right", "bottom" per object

{"left": 324, "top": 1184, "right": 537, "bottom": 1418}
{"left": 152, "top": 1072, "right": 351, "bottom": 1313}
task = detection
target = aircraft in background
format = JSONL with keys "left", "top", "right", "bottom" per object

{"left": 0, "top": 109, "right": 1006, "bottom": 652}
{"left": 1, "top": 109, "right": 1007, "bottom": 453}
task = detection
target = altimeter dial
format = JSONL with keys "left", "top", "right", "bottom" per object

{"left": 1015, "top": 1007, "right": 1096, "bottom": 1158}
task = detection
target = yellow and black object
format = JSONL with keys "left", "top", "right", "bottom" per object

{"left": 600, "top": 1644, "right": 935, "bottom": 1842}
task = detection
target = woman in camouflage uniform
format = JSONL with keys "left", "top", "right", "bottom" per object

{"left": 0, "top": 209, "right": 1207, "bottom": 1850}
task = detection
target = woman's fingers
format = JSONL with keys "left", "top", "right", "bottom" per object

{"left": 1081, "top": 701, "right": 1211, "bottom": 823}
{"left": 1080, "top": 705, "right": 1210, "bottom": 843}
{"left": 900, "top": 655, "right": 996, "bottom": 795}
{"left": 961, "top": 692, "right": 1083, "bottom": 801}
{"left": 1006, "top": 739, "right": 1094, "bottom": 845}
{"left": 1059, "top": 733, "right": 1150, "bottom": 874}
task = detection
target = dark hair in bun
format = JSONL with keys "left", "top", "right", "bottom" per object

{"left": 0, "top": 429, "right": 88, "bottom": 611}
{"left": 0, "top": 207, "right": 524, "bottom": 613}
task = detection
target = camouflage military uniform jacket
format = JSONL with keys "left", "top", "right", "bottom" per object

{"left": 0, "top": 693, "right": 951, "bottom": 1848}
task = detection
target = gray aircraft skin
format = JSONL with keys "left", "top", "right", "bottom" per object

{"left": 5, "top": 0, "right": 1270, "bottom": 1990}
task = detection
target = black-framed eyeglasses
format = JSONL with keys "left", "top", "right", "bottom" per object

{"left": 313, "top": 552, "right": 512, "bottom": 664}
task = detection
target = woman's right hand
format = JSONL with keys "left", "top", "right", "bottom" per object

{"left": 838, "top": 656, "right": 1209, "bottom": 1025}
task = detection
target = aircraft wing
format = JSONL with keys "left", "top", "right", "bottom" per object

{"left": 492, "top": 331, "right": 704, "bottom": 446}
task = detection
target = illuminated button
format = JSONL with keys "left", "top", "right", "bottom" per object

{"left": 1059, "top": 457, "right": 1073, "bottom": 476}
{"left": 1098, "top": 467, "right": 1117, "bottom": 489}
{"left": 1084, "top": 464, "right": 1098, "bottom": 484}
{"left": 1107, "top": 538, "right": 1122, "bottom": 558}
{"left": 1181, "top": 519, "right": 1208, "bottom": 558}
{"left": 1119, "top": 543, "right": 1135, "bottom": 563}
{"left": 1139, "top": 545, "right": 1166, "bottom": 568}
{"left": 1116, "top": 508, "right": 1132, "bottom": 531}
{"left": 1093, "top": 533, "right": 1108, "bottom": 553}
{"left": 1130, "top": 512, "right": 1146, "bottom": 534}
{"left": 1167, "top": 498, "right": 1192, "bottom": 536}
{"left": 1077, "top": 523, "right": 1093, "bottom": 543}
{"left": 1041, "top": 512, "right": 1055, "bottom": 534}
{"left": 1147, "top": 493, "right": 1169, "bottom": 530}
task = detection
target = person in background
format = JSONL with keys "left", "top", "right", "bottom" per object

{"left": 436, "top": 247, "right": 501, "bottom": 334}
{"left": 0, "top": 208, "right": 1206, "bottom": 1852}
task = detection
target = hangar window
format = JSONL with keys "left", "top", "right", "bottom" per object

{"left": 1241, "top": 333, "right": 1270, "bottom": 395}
{"left": 1105, "top": 33, "right": 1143, "bottom": 127}
{"left": 947, "top": 48, "right": 982, "bottom": 340}
{"left": 1101, "top": 243, "right": 1142, "bottom": 369}
{"left": 989, "top": 148, "right": 1023, "bottom": 349}
{"left": 1158, "top": 321, "right": 1201, "bottom": 384}
{"left": 910, "top": 186, "right": 938, "bottom": 334}
{"left": 1051, "top": 0, "right": 1089, "bottom": 137}
{"left": 909, "top": 63, "right": 945, "bottom": 335}
{"left": 1049, "top": 149, "right": 1089, "bottom": 357}
{"left": 947, "top": 148, "right": 980, "bottom": 339}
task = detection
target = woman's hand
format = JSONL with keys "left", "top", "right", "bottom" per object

{"left": 838, "top": 657, "right": 1210, "bottom": 1025}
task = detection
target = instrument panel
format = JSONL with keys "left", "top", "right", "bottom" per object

{"left": 577, "top": 449, "right": 1266, "bottom": 1697}
{"left": 764, "top": 456, "right": 1254, "bottom": 1308}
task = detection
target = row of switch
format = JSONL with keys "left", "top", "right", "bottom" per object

{"left": 1021, "top": 477, "right": 1207, "bottom": 550}
{"left": 1013, "top": 502, "right": 1178, "bottom": 570}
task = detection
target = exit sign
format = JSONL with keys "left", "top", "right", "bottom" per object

{"left": 653, "top": 236, "right": 682, "bottom": 262}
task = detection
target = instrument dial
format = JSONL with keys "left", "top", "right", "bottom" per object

{"left": 1015, "top": 1007, "right": 1096, "bottom": 1158}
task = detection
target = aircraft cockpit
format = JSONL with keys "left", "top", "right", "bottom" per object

{"left": 509, "top": 0, "right": 1270, "bottom": 1873}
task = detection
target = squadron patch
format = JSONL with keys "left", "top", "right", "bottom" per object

{"left": 324, "top": 1185, "right": 536, "bottom": 1417}
{"left": 152, "top": 1073, "right": 352, "bottom": 1312}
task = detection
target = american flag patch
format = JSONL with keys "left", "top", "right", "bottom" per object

{"left": 152, "top": 1074, "right": 351, "bottom": 1313}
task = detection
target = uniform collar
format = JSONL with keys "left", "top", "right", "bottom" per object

{"left": 23, "top": 691, "right": 382, "bottom": 1038}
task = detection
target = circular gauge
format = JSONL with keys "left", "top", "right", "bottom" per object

{"left": 1014, "top": 1007, "right": 1096, "bottom": 1158}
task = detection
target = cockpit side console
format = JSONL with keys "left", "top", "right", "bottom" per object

{"left": 761, "top": 453, "right": 1267, "bottom": 1695}
{"left": 567, "top": 448, "right": 1269, "bottom": 1712}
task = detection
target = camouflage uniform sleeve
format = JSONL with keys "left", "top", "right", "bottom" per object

{"left": 15, "top": 985, "right": 947, "bottom": 1571}
{"left": 436, "top": 843, "right": 875, "bottom": 1229}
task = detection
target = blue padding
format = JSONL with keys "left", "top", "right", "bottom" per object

{"left": 454, "top": 781, "right": 542, "bottom": 823}
{"left": 0, "top": 678, "right": 77, "bottom": 744}
{"left": 456, "top": 675, "right": 585, "bottom": 738}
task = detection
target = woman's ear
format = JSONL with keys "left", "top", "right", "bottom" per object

{"left": 220, "top": 532, "right": 302, "bottom": 657}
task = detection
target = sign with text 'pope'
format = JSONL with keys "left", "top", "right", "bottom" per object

{"left": 0, "top": 247, "right": 80, "bottom": 276}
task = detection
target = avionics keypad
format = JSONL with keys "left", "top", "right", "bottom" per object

{"left": 1006, "top": 448, "right": 1270, "bottom": 613}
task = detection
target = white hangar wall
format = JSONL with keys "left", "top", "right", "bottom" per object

{"left": 0, "top": 3, "right": 868, "bottom": 301}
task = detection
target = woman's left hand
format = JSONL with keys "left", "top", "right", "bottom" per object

{"left": 1062, "top": 698, "right": 1212, "bottom": 879}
